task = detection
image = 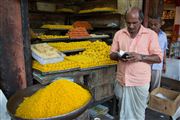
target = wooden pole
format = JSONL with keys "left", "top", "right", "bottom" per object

{"left": 0, "top": 0, "right": 27, "bottom": 98}
{"left": 20, "top": 0, "right": 33, "bottom": 86}
{"left": 148, "top": 0, "right": 164, "bottom": 18}
{"left": 143, "top": 0, "right": 149, "bottom": 27}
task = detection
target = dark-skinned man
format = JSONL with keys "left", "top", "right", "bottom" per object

{"left": 148, "top": 16, "right": 168, "bottom": 92}
{"left": 110, "top": 7, "right": 162, "bottom": 120}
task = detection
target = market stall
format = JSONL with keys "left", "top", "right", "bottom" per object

{"left": 1, "top": 0, "right": 180, "bottom": 120}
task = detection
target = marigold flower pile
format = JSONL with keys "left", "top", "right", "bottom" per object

{"left": 15, "top": 79, "right": 91, "bottom": 119}
{"left": 32, "top": 41, "right": 117, "bottom": 72}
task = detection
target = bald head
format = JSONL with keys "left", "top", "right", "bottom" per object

{"left": 125, "top": 7, "right": 143, "bottom": 37}
{"left": 125, "top": 7, "right": 144, "bottom": 22}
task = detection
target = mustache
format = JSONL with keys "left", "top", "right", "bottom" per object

{"left": 128, "top": 28, "right": 135, "bottom": 31}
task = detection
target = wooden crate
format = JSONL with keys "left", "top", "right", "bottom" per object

{"left": 91, "top": 83, "right": 114, "bottom": 101}
{"left": 83, "top": 66, "right": 116, "bottom": 88}
{"left": 149, "top": 87, "right": 180, "bottom": 116}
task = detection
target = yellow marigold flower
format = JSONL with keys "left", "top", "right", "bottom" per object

{"left": 15, "top": 80, "right": 92, "bottom": 119}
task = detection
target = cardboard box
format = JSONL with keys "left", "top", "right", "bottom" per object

{"left": 149, "top": 87, "right": 180, "bottom": 116}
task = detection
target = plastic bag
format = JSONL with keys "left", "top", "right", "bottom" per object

{"left": 0, "top": 89, "right": 11, "bottom": 120}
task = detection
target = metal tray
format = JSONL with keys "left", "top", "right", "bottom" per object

{"left": 34, "top": 67, "right": 80, "bottom": 75}
{"left": 33, "top": 71, "right": 78, "bottom": 85}
{"left": 62, "top": 48, "right": 85, "bottom": 54}
{"left": 41, "top": 38, "right": 69, "bottom": 42}
{"left": 7, "top": 84, "right": 93, "bottom": 120}
{"left": 38, "top": 36, "right": 109, "bottom": 42}
{"left": 80, "top": 64, "right": 117, "bottom": 71}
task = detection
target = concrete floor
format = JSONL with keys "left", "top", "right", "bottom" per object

{"left": 112, "top": 108, "right": 174, "bottom": 120}
{"left": 92, "top": 108, "right": 180, "bottom": 120}
{"left": 145, "top": 108, "right": 171, "bottom": 120}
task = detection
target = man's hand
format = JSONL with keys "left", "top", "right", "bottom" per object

{"left": 162, "top": 64, "right": 166, "bottom": 73}
{"left": 124, "top": 52, "right": 142, "bottom": 62}
{"left": 111, "top": 51, "right": 161, "bottom": 64}
{"left": 111, "top": 52, "right": 143, "bottom": 63}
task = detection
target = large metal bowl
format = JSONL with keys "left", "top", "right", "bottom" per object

{"left": 7, "top": 84, "right": 92, "bottom": 120}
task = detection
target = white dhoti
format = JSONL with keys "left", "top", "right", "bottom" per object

{"left": 114, "top": 81, "right": 149, "bottom": 120}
